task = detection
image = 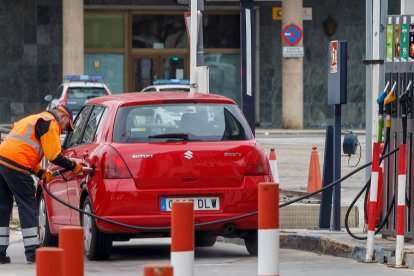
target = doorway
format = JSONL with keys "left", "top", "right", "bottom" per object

{"left": 132, "top": 54, "right": 188, "bottom": 91}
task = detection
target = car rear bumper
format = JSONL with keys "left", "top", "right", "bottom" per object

{"left": 92, "top": 175, "right": 272, "bottom": 233}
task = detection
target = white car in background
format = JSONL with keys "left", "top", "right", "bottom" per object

{"left": 141, "top": 79, "right": 190, "bottom": 92}
{"left": 141, "top": 79, "right": 191, "bottom": 126}
{"left": 44, "top": 75, "right": 111, "bottom": 118}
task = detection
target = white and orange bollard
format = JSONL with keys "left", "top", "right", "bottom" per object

{"left": 144, "top": 263, "right": 173, "bottom": 276}
{"left": 171, "top": 201, "right": 194, "bottom": 276}
{"left": 36, "top": 247, "right": 64, "bottom": 276}
{"left": 395, "top": 143, "right": 407, "bottom": 267}
{"left": 269, "top": 148, "right": 280, "bottom": 183}
{"left": 59, "top": 226, "right": 84, "bottom": 276}
{"left": 258, "top": 182, "right": 279, "bottom": 276}
{"left": 365, "top": 142, "right": 381, "bottom": 262}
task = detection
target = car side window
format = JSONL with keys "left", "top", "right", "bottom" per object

{"left": 82, "top": 106, "right": 106, "bottom": 144}
{"left": 55, "top": 85, "right": 64, "bottom": 97}
{"left": 64, "top": 105, "right": 93, "bottom": 149}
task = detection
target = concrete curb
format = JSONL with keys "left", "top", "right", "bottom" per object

{"left": 220, "top": 231, "right": 414, "bottom": 269}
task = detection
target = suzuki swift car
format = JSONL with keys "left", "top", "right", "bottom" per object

{"left": 36, "top": 92, "right": 272, "bottom": 260}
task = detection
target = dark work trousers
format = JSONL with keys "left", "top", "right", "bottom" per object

{"left": 0, "top": 164, "right": 39, "bottom": 261}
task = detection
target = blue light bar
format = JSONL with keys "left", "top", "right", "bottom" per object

{"left": 153, "top": 79, "right": 190, "bottom": 85}
{"left": 63, "top": 75, "right": 104, "bottom": 82}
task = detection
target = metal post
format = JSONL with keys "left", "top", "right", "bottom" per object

{"left": 196, "top": 0, "right": 204, "bottom": 67}
{"left": 319, "top": 126, "right": 334, "bottom": 229}
{"left": 333, "top": 104, "right": 341, "bottom": 230}
{"left": 240, "top": 0, "right": 255, "bottom": 135}
{"left": 190, "top": 0, "right": 198, "bottom": 93}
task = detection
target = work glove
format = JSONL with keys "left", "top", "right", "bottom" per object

{"left": 71, "top": 161, "right": 84, "bottom": 177}
{"left": 39, "top": 170, "right": 54, "bottom": 184}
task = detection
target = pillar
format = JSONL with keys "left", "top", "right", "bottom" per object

{"left": 62, "top": 0, "right": 84, "bottom": 77}
{"left": 282, "top": 0, "right": 303, "bottom": 129}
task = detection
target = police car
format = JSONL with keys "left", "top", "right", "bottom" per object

{"left": 45, "top": 75, "right": 111, "bottom": 118}
{"left": 141, "top": 79, "right": 190, "bottom": 92}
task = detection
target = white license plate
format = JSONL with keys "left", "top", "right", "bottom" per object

{"left": 160, "top": 197, "right": 220, "bottom": 212}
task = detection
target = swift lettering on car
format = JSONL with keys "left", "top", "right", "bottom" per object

{"left": 132, "top": 154, "right": 153, "bottom": 159}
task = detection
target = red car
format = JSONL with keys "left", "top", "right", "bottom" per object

{"left": 36, "top": 92, "right": 272, "bottom": 260}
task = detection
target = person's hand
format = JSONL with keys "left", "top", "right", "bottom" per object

{"left": 71, "top": 161, "right": 84, "bottom": 177}
{"left": 40, "top": 171, "right": 54, "bottom": 183}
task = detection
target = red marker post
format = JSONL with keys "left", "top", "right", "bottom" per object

{"left": 365, "top": 143, "right": 380, "bottom": 262}
{"left": 59, "top": 226, "right": 84, "bottom": 276}
{"left": 171, "top": 201, "right": 194, "bottom": 276}
{"left": 269, "top": 148, "right": 279, "bottom": 183}
{"left": 395, "top": 144, "right": 407, "bottom": 267}
{"left": 258, "top": 182, "right": 279, "bottom": 276}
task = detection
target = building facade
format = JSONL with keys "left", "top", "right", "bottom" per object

{"left": 0, "top": 0, "right": 401, "bottom": 128}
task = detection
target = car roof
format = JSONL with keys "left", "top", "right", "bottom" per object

{"left": 65, "top": 81, "right": 107, "bottom": 88}
{"left": 86, "top": 92, "right": 236, "bottom": 106}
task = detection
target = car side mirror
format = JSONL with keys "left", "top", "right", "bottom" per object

{"left": 44, "top": 95, "right": 53, "bottom": 102}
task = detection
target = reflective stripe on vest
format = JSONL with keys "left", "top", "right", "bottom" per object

{"left": 6, "top": 113, "right": 54, "bottom": 157}
{"left": 8, "top": 124, "right": 43, "bottom": 155}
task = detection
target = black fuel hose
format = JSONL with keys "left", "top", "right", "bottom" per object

{"left": 41, "top": 148, "right": 399, "bottom": 231}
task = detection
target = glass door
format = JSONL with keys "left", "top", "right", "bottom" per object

{"left": 132, "top": 55, "right": 187, "bottom": 91}
{"left": 133, "top": 56, "right": 158, "bottom": 91}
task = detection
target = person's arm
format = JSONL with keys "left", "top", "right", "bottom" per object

{"left": 37, "top": 120, "right": 76, "bottom": 170}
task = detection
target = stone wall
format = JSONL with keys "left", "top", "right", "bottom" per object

{"left": 0, "top": 0, "right": 62, "bottom": 124}
{"left": 259, "top": 1, "right": 366, "bottom": 128}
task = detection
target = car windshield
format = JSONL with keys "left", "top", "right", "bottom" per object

{"left": 67, "top": 87, "right": 107, "bottom": 100}
{"left": 113, "top": 103, "right": 252, "bottom": 143}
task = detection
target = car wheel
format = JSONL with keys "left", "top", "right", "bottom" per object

{"left": 244, "top": 231, "right": 258, "bottom": 256}
{"left": 195, "top": 232, "right": 217, "bottom": 247}
{"left": 38, "top": 194, "right": 58, "bottom": 247}
{"left": 82, "top": 196, "right": 113, "bottom": 260}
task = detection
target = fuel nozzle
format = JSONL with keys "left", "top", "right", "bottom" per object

{"left": 384, "top": 81, "right": 397, "bottom": 105}
{"left": 377, "top": 81, "right": 390, "bottom": 115}
{"left": 384, "top": 81, "right": 397, "bottom": 129}
{"left": 376, "top": 81, "right": 390, "bottom": 143}
{"left": 399, "top": 80, "right": 412, "bottom": 106}
{"left": 399, "top": 80, "right": 412, "bottom": 144}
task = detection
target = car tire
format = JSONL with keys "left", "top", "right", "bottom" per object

{"left": 38, "top": 194, "right": 58, "bottom": 247}
{"left": 244, "top": 231, "right": 258, "bottom": 256}
{"left": 82, "top": 196, "right": 113, "bottom": 260}
{"left": 195, "top": 232, "right": 217, "bottom": 247}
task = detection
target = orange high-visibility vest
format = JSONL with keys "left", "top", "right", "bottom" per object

{"left": 0, "top": 111, "right": 60, "bottom": 172}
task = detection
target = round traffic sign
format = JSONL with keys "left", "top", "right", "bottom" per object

{"left": 281, "top": 24, "right": 303, "bottom": 46}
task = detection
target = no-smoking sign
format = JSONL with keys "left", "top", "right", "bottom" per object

{"left": 281, "top": 24, "right": 303, "bottom": 46}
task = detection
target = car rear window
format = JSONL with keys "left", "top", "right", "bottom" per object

{"left": 113, "top": 103, "right": 252, "bottom": 143}
{"left": 67, "top": 87, "right": 107, "bottom": 100}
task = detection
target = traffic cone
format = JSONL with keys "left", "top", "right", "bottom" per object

{"left": 269, "top": 148, "right": 280, "bottom": 183}
{"left": 307, "top": 146, "right": 322, "bottom": 193}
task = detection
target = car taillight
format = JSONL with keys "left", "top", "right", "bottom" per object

{"left": 102, "top": 146, "right": 132, "bottom": 179}
{"left": 245, "top": 145, "right": 270, "bottom": 175}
